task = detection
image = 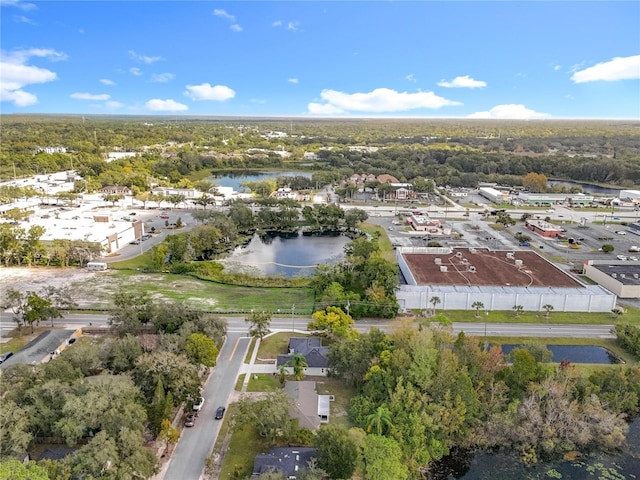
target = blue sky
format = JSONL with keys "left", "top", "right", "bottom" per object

{"left": 1, "top": 1, "right": 639, "bottom": 119}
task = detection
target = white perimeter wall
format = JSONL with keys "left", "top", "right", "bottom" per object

{"left": 396, "top": 285, "right": 617, "bottom": 313}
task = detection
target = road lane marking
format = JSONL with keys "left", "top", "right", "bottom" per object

{"left": 228, "top": 337, "right": 243, "bottom": 361}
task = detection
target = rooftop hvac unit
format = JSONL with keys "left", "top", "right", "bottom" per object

{"left": 434, "top": 258, "right": 442, "bottom": 264}
{"left": 506, "top": 252, "right": 515, "bottom": 259}
{"left": 455, "top": 251, "right": 463, "bottom": 258}
{"left": 612, "top": 273, "right": 617, "bottom": 278}
{"left": 469, "top": 248, "right": 477, "bottom": 254}
{"left": 515, "top": 259, "right": 523, "bottom": 266}
{"left": 620, "top": 273, "right": 626, "bottom": 279}
{"left": 634, "top": 274, "right": 639, "bottom": 279}
{"left": 461, "top": 258, "right": 469, "bottom": 264}
{"left": 440, "top": 265, "right": 448, "bottom": 272}
{"left": 468, "top": 265, "right": 476, "bottom": 272}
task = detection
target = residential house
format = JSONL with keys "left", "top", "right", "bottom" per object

{"left": 277, "top": 337, "right": 330, "bottom": 376}
{"left": 283, "top": 381, "right": 331, "bottom": 430}
{"left": 252, "top": 447, "right": 318, "bottom": 478}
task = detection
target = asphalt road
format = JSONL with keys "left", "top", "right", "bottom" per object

{"left": 0, "top": 312, "right": 616, "bottom": 340}
{"left": 163, "top": 331, "right": 250, "bottom": 480}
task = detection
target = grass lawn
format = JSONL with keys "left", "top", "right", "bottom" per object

{"left": 215, "top": 406, "right": 271, "bottom": 480}
{"left": 246, "top": 374, "right": 281, "bottom": 392}
{"left": 314, "top": 376, "right": 356, "bottom": 428}
{"left": 359, "top": 222, "right": 395, "bottom": 261}
{"left": 440, "top": 309, "right": 640, "bottom": 325}
{"left": 76, "top": 270, "right": 315, "bottom": 313}
{"left": 257, "top": 332, "right": 299, "bottom": 359}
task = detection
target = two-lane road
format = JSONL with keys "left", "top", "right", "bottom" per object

{"left": 163, "top": 332, "right": 251, "bottom": 480}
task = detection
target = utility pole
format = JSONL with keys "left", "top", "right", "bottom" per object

{"left": 291, "top": 304, "right": 295, "bottom": 332}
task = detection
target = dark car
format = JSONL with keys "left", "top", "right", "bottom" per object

{"left": 215, "top": 406, "right": 226, "bottom": 420}
{"left": 184, "top": 412, "right": 197, "bottom": 427}
{"left": 0, "top": 352, "right": 13, "bottom": 364}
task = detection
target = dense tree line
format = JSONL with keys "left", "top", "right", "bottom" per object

{"left": 311, "top": 237, "right": 399, "bottom": 318}
{"left": 326, "top": 326, "right": 639, "bottom": 477}
{"left": 2, "top": 117, "right": 638, "bottom": 189}
{"left": 0, "top": 297, "right": 226, "bottom": 479}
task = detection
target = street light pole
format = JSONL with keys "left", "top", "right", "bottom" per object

{"left": 291, "top": 304, "right": 295, "bottom": 333}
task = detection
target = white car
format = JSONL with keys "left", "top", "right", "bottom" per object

{"left": 193, "top": 396, "right": 204, "bottom": 412}
{"left": 617, "top": 255, "right": 628, "bottom": 261}
{"left": 616, "top": 231, "right": 626, "bottom": 235}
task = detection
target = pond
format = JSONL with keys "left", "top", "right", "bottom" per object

{"left": 499, "top": 344, "right": 622, "bottom": 364}
{"left": 432, "top": 418, "right": 640, "bottom": 479}
{"left": 210, "top": 170, "right": 312, "bottom": 192}
{"left": 222, "top": 231, "right": 350, "bottom": 277}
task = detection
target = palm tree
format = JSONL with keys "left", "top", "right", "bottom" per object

{"left": 512, "top": 304, "right": 524, "bottom": 318}
{"left": 471, "top": 301, "right": 485, "bottom": 318}
{"left": 430, "top": 296, "right": 441, "bottom": 315}
{"left": 542, "top": 304, "right": 554, "bottom": 318}
{"left": 287, "top": 353, "right": 308, "bottom": 381}
{"left": 365, "top": 405, "right": 392, "bottom": 435}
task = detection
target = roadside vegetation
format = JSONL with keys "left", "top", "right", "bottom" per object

{"left": 0, "top": 297, "right": 227, "bottom": 479}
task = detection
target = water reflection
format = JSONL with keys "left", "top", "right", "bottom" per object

{"left": 223, "top": 231, "right": 350, "bottom": 277}
{"left": 499, "top": 344, "right": 622, "bottom": 364}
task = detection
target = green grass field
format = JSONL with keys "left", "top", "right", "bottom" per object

{"left": 440, "top": 308, "right": 640, "bottom": 325}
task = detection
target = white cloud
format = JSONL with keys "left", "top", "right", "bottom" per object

{"left": 70, "top": 92, "right": 110, "bottom": 101}
{"left": 105, "top": 101, "right": 123, "bottom": 109}
{"left": 150, "top": 72, "right": 175, "bottom": 83}
{"left": 554, "top": 65, "right": 562, "bottom": 71}
{"left": 0, "top": 48, "right": 64, "bottom": 106}
{"left": 405, "top": 74, "right": 417, "bottom": 83}
{"left": 288, "top": 78, "right": 299, "bottom": 84}
{"left": 213, "top": 9, "right": 235, "bottom": 21}
{"left": 272, "top": 19, "right": 300, "bottom": 31}
{"left": 230, "top": 24, "right": 243, "bottom": 32}
{"left": 145, "top": 99, "right": 188, "bottom": 111}
{"left": 571, "top": 55, "right": 640, "bottom": 83}
{"left": 468, "top": 104, "right": 550, "bottom": 119}
{"left": 129, "top": 67, "right": 142, "bottom": 76}
{"left": 0, "top": 0, "right": 37, "bottom": 11}
{"left": 128, "top": 50, "right": 163, "bottom": 64}
{"left": 307, "top": 102, "right": 345, "bottom": 115}
{"left": 100, "top": 78, "right": 116, "bottom": 86}
{"left": 307, "top": 87, "right": 461, "bottom": 114}
{"left": 13, "top": 14, "right": 35, "bottom": 24}
{"left": 184, "top": 83, "right": 235, "bottom": 101}
{"left": 438, "top": 75, "right": 487, "bottom": 88}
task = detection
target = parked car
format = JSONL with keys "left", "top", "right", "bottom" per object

{"left": 184, "top": 413, "right": 197, "bottom": 427}
{"left": 193, "top": 397, "right": 205, "bottom": 412}
{"left": 129, "top": 240, "right": 140, "bottom": 245}
{"left": 215, "top": 406, "right": 226, "bottom": 420}
{"left": 141, "top": 234, "right": 152, "bottom": 241}
{"left": 616, "top": 231, "right": 626, "bottom": 235}
{"left": 0, "top": 352, "right": 13, "bottom": 364}
{"left": 160, "top": 215, "right": 169, "bottom": 219}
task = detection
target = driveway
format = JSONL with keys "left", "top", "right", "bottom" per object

{"left": 162, "top": 332, "right": 251, "bottom": 480}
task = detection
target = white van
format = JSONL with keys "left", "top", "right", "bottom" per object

{"left": 87, "top": 262, "right": 108, "bottom": 271}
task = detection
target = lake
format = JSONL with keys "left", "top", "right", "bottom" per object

{"left": 499, "top": 344, "right": 622, "bottom": 364}
{"left": 222, "top": 231, "right": 350, "bottom": 277}
{"left": 210, "top": 170, "right": 312, "bottom": 192}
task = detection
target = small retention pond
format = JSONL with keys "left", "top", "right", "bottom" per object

{"left": 223, "top": 231, "right": 350, "bottom": 277}
{"left": 499, "top": 344, "right": 622, "bottom": 364}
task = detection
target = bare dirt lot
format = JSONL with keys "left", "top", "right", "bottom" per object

{"left": 0, "top": 267, "right": 117, "bottom": 309}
